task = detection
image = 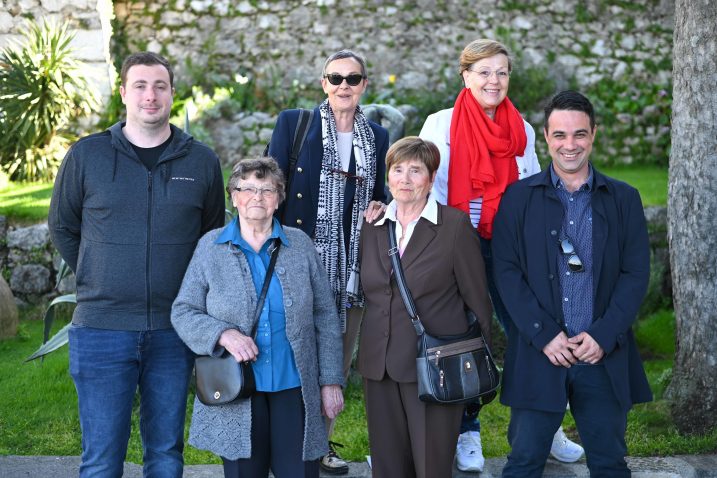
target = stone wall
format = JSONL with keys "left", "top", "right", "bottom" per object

{"left": 0, "top": 0, "right": 115, "bottom": 100}
{"left": 0, "top": 217, "right": 72, "bottom": 308}
{"left": 111, "top": 0, "right": 674, "bottom": 165}
{"left": 112, "top": 0, "right": 673, "bottom": 93}
{"left": 2, "top": 1, "right": 674, "bottom": 165}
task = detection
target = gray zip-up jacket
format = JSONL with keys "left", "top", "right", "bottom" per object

{"left": 48, "top": 121, "right": 225, "bottom": 331}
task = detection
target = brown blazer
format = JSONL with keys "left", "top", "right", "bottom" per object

{"left": 357, "top": 203, "right": 493, "bottom": 383}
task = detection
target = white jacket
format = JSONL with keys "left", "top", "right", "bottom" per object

{"left": 419, "top": 107, "right": 541, "bottom": 205}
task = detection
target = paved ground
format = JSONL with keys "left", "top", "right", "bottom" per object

{"left": 2, "top": 454, "right": 717, "bottom": 477}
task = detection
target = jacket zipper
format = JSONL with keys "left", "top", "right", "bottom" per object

{"left": 146, "top": 170, "right": 153, "bottom": 329}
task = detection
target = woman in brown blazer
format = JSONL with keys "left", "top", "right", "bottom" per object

{"left": 357, "top": 137, "right": 493, "bottom": 478}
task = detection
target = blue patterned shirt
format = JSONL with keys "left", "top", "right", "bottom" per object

{"left": 551, "top": 165, "right": 594, "bottom": 337}
{"left": 215, "top": 217, "right": 301, "bottom": 392}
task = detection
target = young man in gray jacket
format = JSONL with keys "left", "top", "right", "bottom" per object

{"left": 49, "top": 52, "right": 225, "bottom": 478}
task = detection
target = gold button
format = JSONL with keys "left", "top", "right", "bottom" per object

{"left": 297, "top": 167, "right": 303, "bottom": 173}
{"left": 296, "top": 219, "right": 303, "bottom": 225}
{"left": 297, "top": 193, "right": 303, "bottom": 199}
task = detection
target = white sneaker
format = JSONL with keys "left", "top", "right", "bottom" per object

{"left": 550, "top": 427, "right": 584, "bottom": 463}
{"left": 455, "top": 430, "right": 485, "bottom": 472}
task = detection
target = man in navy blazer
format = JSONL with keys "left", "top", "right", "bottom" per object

{"left": 492, "top": 91, "right": 652, "bottom": 477}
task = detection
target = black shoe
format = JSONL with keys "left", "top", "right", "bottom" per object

{"left": 320, "top": 441, "right": 349, "bottom": 475}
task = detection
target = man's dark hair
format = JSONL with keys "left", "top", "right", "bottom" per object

{"left": 120, "top": 52, "right": 174, "bottom": 87}
{"left": 544, "top": 90, "right": 596, "bottom": 132}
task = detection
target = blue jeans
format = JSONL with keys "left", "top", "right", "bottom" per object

{"left": 461, "top": 237, "right": 510, "bottom": 434}
{"left": 69, "top": 325, "right": 194, "bottom": 478}
{"left": 502, "top": 364, "right": 629, "bottom": 478}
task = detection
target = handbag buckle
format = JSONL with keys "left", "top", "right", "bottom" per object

{"left": 214, "top": 391, "right": 221, "bottom": 400}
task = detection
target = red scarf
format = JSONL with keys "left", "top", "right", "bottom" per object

{"left": 448, "top": 88, "right": 527, "bottom": 239}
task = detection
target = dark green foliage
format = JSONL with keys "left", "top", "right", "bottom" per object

{"left": 584, "top": 77, "right": 672, "bottom": 166}
{"left": 0, "top": 20, "right": 99, "bottom": 180}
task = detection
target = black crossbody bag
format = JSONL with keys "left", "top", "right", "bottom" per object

{"left": 388, "top": 223, "right": 499, "bottom": 405}
{"left": 194, "top": 240, "right": 281, "bottom": 406}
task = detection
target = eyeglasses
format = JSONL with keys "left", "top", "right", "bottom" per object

{"left": 329, "top": 168, "right": 365, "bottom": 183}
{"left": 467, "top": 68, "right": 510, "bottom": 81}
{"left": 235, "top": 186, "right": 278, "bottom": 198}
{"left": 324, "top": 73, "right": 365, "bottom": 86}
{"left": 559, "top": 238, "right": 584, "bottom": 273}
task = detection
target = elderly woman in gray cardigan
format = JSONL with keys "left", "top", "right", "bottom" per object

{"left": 171, "top": 156, "right": 344, "bottom": 478}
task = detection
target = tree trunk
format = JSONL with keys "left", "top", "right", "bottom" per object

{"left": 667, "top": 0, "right": 717, "bottom": 434}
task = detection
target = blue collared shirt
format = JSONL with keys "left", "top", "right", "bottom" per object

{"left": 550, "top": 165, "right": 594, "bottom": 338}
{"left": 215, "top": 217, "right": 301, "bottom": 392}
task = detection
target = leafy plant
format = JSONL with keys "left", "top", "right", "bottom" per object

{"left": 0, "top": 20, "right": 99, "bottom": 181}
{"left": 25, "top": 260, "right": 75, "bottom": 362}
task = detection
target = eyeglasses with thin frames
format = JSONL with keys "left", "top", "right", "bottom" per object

{"left": 324, "top": 73, "right": 365, "bottom": 86}
{"left": 559, "top": 238, "right": 584, "bottom": 273}
{"left": 235, "top": 186, "right": 278, "bottom": 198}
{"left": 467, "top": 68, "right": 510, "bottom": 81}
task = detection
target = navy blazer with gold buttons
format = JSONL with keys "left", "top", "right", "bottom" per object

{"left": 267, "top": 106, "right": 388, "bottom": 237}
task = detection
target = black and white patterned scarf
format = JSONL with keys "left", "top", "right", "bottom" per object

{"left": 315, "top": 99, "right": 377, "bottom": 332}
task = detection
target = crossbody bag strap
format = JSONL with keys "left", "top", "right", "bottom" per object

{"left": 249, "top": 240, "right": 281, "bottom": 339}
{"left": 387, "top": 222, "right": 425, "bottom": 336}
{"left": 281, "top": 109, "right": 313, "bottom": 223}
{"left": 286, "top": 109, "right": 313, "bottom": 190}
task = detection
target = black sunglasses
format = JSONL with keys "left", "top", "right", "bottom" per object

{"left": 324, "top": 73, "right": 365, "bottom": 86}
{"left": 559, "top": 238, "right": 584, "bottom": 273}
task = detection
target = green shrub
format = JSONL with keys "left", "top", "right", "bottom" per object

{"left": 0, "top": 20, "right": 99, "bottom": 181}
{"left": 584, "top": 78, "right": 672, "bottom": 166}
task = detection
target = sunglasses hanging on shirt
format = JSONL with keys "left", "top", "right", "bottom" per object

{"left": 559, "top": 237, "right": 585, "bottom": 273}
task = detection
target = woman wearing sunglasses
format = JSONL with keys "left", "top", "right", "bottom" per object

{"left": 419, "top": 38, "right": 583, "bottom": 472}
{"left": 267, "top": 49, "right": 389, "bottom": 475}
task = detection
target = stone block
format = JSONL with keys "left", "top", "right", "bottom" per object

{"left": 0, "top": 276, "right": 19, "bottom": 339}
{"left": 6, "top": 224, "right": 50, "bottom": 251}
{"left": 10, "top": 264, "right": 51, "bottom": 295}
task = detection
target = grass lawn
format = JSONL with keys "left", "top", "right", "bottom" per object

{"left": 600, "top": 164, "right": 667, "bottom": 207}
{"left": 0, "top": 181, "right": 54, "bottom": 224}
{"left": 2, "top": 307, "right": 716, "bottom": 464}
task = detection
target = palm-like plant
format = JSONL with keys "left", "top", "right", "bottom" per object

{"left": 0, "top": 20, "right": 99, "bottom": 181}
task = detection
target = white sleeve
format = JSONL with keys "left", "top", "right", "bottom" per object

{"left": 419, "top": 111, "right": 451, "bottom": 205}
{"left": 516, "top": 120, "right": 541, "bottom": 179}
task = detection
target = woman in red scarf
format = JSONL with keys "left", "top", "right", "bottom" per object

{"left": 419, "top": 38, "right": 583, "bottom": 472}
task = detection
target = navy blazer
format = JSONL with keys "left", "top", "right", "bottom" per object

{"left": 268, "top": 106, "right": 389, "bottom": 237}
{"left": 492, "top": 166, "right": 652, "bottom": 412}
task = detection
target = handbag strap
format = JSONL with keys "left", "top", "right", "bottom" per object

{"left": 387, "top": 222, "right": 479, "bottom": 336}
{"left": 281, "top": 109, "right": 313, "bottom": 222}
{"left": 248, "top": 239, "right": 281, "bottom": 339}
{"left": 387, "top": 222, "right": 425, "bottom": 336}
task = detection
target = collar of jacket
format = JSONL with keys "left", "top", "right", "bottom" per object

{"left": 108, "top": 121, "right": 193, "bottom": 165}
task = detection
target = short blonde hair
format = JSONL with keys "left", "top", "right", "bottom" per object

{"left": 459, "top": 39, "right": 513, "bottom": 75}
{"left": 385, "top": 136, "right": 440, "bottom": 176}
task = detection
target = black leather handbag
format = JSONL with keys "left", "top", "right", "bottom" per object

{"left": 388, "top": 224, "right": 499, "bottom": 405}
{"left": 194, "top": 241, "right": 280, "bottom": 406}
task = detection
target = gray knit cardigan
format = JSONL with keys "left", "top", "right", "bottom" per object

{"left": 171, "top": 226, "right": 344, "bottom": 461}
